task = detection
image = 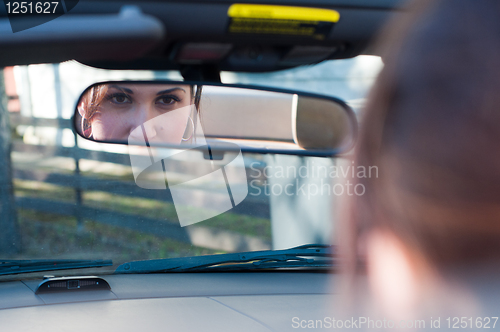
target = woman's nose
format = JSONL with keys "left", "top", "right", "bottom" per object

{"left": 134, "top": 103, "right": 157, "bottom": 123}
{"left": 130, "top": 104, "right": 159, "bottom": 139}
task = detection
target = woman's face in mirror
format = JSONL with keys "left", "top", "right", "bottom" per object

{"left": 82, "top": 83, "right": 193, "bottom": 143}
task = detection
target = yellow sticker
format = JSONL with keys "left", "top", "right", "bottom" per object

{"left": 227, "top": 4, "right": 340, "bottom": 39}
{"left": 228, "top": 4, "right": 340, "bottom": 22}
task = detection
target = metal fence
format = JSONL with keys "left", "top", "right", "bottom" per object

{"left": 10, "top": 113, "right": 271, "bottom": 252}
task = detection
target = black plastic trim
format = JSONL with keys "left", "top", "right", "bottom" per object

{"left": 35, "top": 276, "right": 111, "bottom": 294}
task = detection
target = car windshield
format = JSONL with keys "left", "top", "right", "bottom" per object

{"left": 0, "top": 56, "right": 382, "bottom": 279}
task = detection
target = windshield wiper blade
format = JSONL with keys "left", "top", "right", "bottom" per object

{"left": 0, "top": 259, "right": 113, "bottom": 276}
{"left": 115, "top": 244, "right": 334, "bottom": 274}
{"left": 187, "top": 258, "right": 335, "bottom": 272}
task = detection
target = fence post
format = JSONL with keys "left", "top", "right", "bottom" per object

{"left": 0, "top": 69, "right": 21, "bottom": 254}
{"left": 73, "top": 131, "right": 84, "bottom": 232}
{"left": 266, "top": 154, "right": 334, "bottom": 249}
{"left": 51, "top": 63, "right": 84, "bottom": 231}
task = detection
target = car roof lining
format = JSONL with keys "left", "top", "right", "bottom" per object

{"left": 0, "top": 0, "right": 408, "bottom": 73}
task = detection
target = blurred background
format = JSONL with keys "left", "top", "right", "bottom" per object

{"left": 0, "top": 56, "right": 382, "bottom": 262}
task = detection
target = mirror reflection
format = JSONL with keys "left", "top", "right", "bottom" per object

{"left": 76, "top": 83, "right": 201, "bottom": 144}
{"left": 74, "top": 81, "right": 356, "bottom": 154}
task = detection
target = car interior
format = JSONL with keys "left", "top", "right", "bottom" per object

{"left": 0, "top": 1, "right": 408, "bottom": 331}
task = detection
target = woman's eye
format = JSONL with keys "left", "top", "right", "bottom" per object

{"left": 108, "top": 93, "right": 131, "bottom": 104}
{"left": 157, "top": 96, "right": 178, "bottom": 105}
{"left": 111, "top": 95, "right": 130, "bottom": 104}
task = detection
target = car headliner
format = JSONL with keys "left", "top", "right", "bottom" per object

{"left": 0, "top": 0, "right": 408, "bottom": 74}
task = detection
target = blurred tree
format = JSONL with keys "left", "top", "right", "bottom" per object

{"left": 0, "top": 69, "right": 20, "bottom": 254}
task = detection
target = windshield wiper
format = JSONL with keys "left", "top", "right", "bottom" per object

{"left": 115, "top": 244, "right": 334, "bottom": 273}
{"left": 0, "top": 259, "right": 113, "bottom": 276}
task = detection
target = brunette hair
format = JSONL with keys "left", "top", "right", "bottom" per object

{"left": 79, "top": 84, "right": 108, "bottom": 138}
{"left": 344, "top": 0, "right": 500, "bottom": 276}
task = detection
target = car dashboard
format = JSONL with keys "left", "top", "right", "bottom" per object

{"left": 0, "top": 272, "right": 334, "bottom": 331}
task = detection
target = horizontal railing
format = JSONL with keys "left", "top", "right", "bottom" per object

{"left": 10, "top": 114, "right": 271, "bottom": 252}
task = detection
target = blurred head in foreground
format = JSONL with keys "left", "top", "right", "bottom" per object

{"left": 342, "top": 0, "right": 500, "bottom": 321}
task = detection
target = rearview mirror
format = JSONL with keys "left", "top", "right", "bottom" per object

{"left": 73, "top": 81, "right": 356, "bottom": 156}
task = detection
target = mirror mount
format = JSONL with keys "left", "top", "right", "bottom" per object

{"left": 180, "top": 65, "right": 221, "bottom": 83}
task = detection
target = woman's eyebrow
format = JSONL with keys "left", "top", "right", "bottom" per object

{"left": 109, "top": 85, "right": 134, "bottom": 94}
{"left": 156, "top": 87, "right": 186, "bottom": 95}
